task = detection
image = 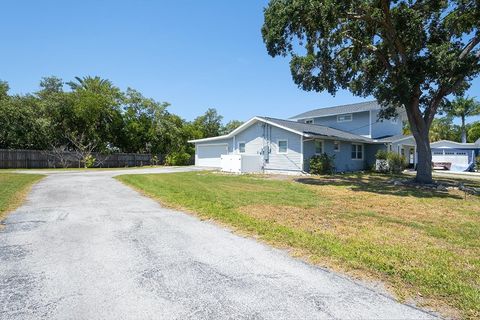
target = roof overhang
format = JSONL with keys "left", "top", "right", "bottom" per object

{"left": 188, "top": 116, "right": 305, "bottom": 144}
{"left": 431, "top": 140, "right": 479, "bottom": 149}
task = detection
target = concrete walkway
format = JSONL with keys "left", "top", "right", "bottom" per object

{"left": 0, "top": 168, "right": 439, "bottom": 319}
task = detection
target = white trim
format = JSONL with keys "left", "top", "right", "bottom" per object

{"left": 277, "top": 139, "right": 288, "bottom": 154}
{"left": 337, "top": 114, "right": 353, "bottom": 122}
{"left": 369, "top": 110, "right": 372, "bottom": 137}
{"left": 300, "top": 135, "right": 304, "bottom": 171}
{"left": 291, "top": 108, "right": 381, "bottom": 121}
{"left": 351, "top": 143, "right": 364, "bottom": 160}
{"left": 333, "top": 141, "right": 340, "bottom": 152}
{"left": 196, "top": 143, "right": 229, "bottom": 147}
{"left": 314, "top": 140, "right": 324, "bottom": 155}
{"left": 238, "top": 141, "right": 246, "bottom": 153}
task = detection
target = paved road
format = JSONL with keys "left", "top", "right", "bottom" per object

{"left": 1, "top": 168, "right": 439, "bottom": 319}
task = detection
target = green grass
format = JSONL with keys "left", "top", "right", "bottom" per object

{"left": 117, "top": 171, "right": 480, "bottom": 319}
{"left": 0, "top": 165, "right": 173, "bottom": 173}
{"left": 0, "top": 173, "right": 43, "bottom": 220}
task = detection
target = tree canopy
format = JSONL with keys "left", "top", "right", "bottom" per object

{"left": 0, "top": 77, "right": 241, "bottom": 164}
{"left": 262, "top": 0, "right": 479, "bottom": 183}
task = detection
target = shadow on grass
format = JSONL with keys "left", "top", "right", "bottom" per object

{"left": 295, "top": 174, "right": 464, "bottom": 199}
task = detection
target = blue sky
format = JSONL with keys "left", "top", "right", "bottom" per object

{"left": 1, "top": 0, "right": 479, "bottom": 123}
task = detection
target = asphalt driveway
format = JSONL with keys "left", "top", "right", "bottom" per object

{"left": 0, "top": 167, "right": 439, "bottom": 319}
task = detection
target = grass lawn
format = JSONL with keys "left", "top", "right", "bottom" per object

{"left": 117, "top": 171, "right": 480, "bottom": 319}
{"left": 0, "top": 173, "right": 44, "bottom": 220}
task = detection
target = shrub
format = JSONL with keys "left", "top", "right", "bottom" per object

{"left": 387, "top": 152, "right": 407, "bottom": 174}
{"left": 150, "top": 155, "right": 160, "bottom": 166}
{"left": 84, "top": 155, "right": 95, "bottom": 168}
{"left": 375, "top": 149, "right": 388, "bottom": 160}
{"left": 476, "top": 155, "right": 480, "bottom": 172}
{"left": 165, "top": 152, "right": 192, "bottom": 166}
{"left": 309, "top": 153, "right": 335, "bottom": 175}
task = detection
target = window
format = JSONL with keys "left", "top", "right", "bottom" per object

{"left": 314, "top": 140, "right": 323, "bottom": 154}
{"left": 333, "top": 141, "right": 340, "bottom": 152}
{"left": 351, "top": 144, "right": 363, "bottom": 160}
{"left": 278, "top": 140, "right": 288, "bottom": 154}
{"left": 305, "top": 119, "right": 314, "bottom": 124}
{"left": 390, "top": 117, "right": 398, "bottom": 124}
{"left": 238, "top": 142, "right": 246, "bottom": 153}
{"left": 337, "top": 114, "right": 352, "bottom": 122}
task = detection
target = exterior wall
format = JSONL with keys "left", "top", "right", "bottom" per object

{"left": 233, "top": 122, "right": 303, "bottom": 172}
{"left": 194, "top": 137, "right": 234, "bottom": 153}
{"left": 309, "top": 111, "right": 370, "bottom": 136}
{"left": 303, "top": 139, "right": 367, "bottom": 172}
{"left": 370, "top": 110, "right": 403, "bottom": 138}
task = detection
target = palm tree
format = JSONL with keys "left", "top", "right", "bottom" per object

{"left": 67, "top": 76, "right": 117, "bottom": 95}
{"left": 445, "top": 97, "right": 480, "bottom": 143}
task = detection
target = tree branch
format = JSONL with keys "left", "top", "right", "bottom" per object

{"left": 459, "top": 33, "right": 480, "bottom": 59}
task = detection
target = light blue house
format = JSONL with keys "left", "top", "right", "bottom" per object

{"left": 189, "top": 101, "right": 420, "bottom": 173}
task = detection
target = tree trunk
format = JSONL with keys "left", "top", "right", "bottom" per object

{"left": 405, "top": 98, "right": 433, "bottom": 184}
{"left": 413, "top": 131, "right": 433, "bottom": 184}
{"left": 461, "top": 115, "right": 467, "bottom": 143}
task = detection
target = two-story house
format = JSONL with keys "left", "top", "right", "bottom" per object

{"left": 188, "top": 101, "right": 417, "bottom": 173}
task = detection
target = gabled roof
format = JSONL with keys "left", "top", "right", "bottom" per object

{"left": 374, "top": 134, "right": 414, "bottom": 143}
{"left": 290, "top": 101, "right": 381, "bottom": 120}
{"left": 257, "top": 117, "right": 374, "bottom": 143}
{"left": 431, "top": 140, "right": 480, "bottom": 149}
{"left": 188, "top": 116, "right": 375, "bottom": 144}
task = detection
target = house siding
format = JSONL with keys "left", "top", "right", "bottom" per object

{"left": 309, "top": 111, "right": 370, "bottom": 137}
{"left": 194, "top": 137, "right": 234, "bottom": 153}
{"left": 303, "top": 139, "right": 367, "bottom": 172}
{"left": 234, "top": 122, "right": 303, "bottom": 172}
{"left": 370, "top": 110, "right": 403, "bottom": 138}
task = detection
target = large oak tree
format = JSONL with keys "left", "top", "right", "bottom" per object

{"left": 262, "top": 0, "right": 479, "bottom": 183}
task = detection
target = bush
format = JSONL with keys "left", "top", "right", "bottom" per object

{"left": 84, "top": 155, "right": 95, "bottom": 168}
{"left": 476, "top": 156, "right": 480, "bottom": 172}
{"left": 375, "top": 149, "right": 388, "bottom": 160}
{"left": 387, "top": 152, "right": 407, "bottom": 174}
{"left": 165, "top": 152, "right": 192, "bottom": 166}
{"left": 309, "top": 153, "right": 335, "bottom": 175}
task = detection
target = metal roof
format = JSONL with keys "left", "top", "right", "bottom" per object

{"left": 257, "top": 117, "right": 374, "bottom": 143}
{"left": 290, "top": 101, "right": 381, "bottom": 120}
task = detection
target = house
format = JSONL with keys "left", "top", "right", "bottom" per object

{"left": 430, "top": 140, "right": 480, "bottom": 171}
{"left": 189, "top": 101, "right": 419, "bottom": 174}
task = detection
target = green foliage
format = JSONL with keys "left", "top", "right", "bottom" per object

{"left": 221, "top": 120, "right": 244, "bottom": 135}
{"left": 0, "top": 77, "right": 241, "bottom": 159}
{"left": 443, "top": 96, "right": 480, "bottom": 142}
{"left": 375, "top": 149, "right": 388, "bottom": 160}
{"left": 84, "top": 155, "right": 96, "bottom": 168}
{"left": 164, "top": 151, "right": 192, "bottom": 166}
{"left": 476, "top": 156, "right": 480, "bottom": 171}
{"left": 192, "top": 108, "right": 223, "bottom": 138}
{"left": 467, "top": 121, "right": 480, "bottom": 142}
{"left": 309, "top": 153, "right": 335, "bottom": 175}
{"left": 387, "top": 152, "right": 407, "bottom": 174}
{"left": 429, "top": 116, "right": 461, "bottom": 142}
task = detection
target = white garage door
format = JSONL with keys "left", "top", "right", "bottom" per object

{"left": 196, "top": 144, "right": 228, "bottom": 167}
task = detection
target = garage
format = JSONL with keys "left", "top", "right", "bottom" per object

{"left": 196, "top": 144, "right": 228, "bottom": 167}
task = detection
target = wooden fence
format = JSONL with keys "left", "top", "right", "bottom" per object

{"left": 0, "top": 149, "right": 164, "bottom": 169}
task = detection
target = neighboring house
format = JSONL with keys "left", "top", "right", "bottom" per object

{"left": 430, "top": 140, "right": 480, "bottom": 171}
{"left": 188, "top": 101, "right": 476, "bottom": 173}
{"left": 189, "top": 101, "right": 415, "bottom": 173}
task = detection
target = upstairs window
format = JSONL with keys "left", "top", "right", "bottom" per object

{"left": 305, "top": 119, "right": 314, "bottom": 124}
{"left": 351, "top": 144, "right": 363, "bottom": 160}
{"left": 390, "top": 117, "right": 398, "bottom": 124}
{"left": 238, "top": 142, "right": 246, "bottom": 153}
{"left": 337, "top": 114, "right": 352, "bottom": 122}
{"left": 278, "top": 140, "right": 288, "bottom": 154}
{"left": 314, "top": 141, "right": 323, "bottom": 154}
